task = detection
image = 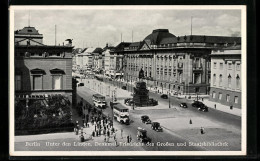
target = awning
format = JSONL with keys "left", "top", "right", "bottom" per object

{"left": 50, "top": 68, "right": 65, "bottom": 74}
{"left": 30, "top": 68, "right": 46, "bottom": 75}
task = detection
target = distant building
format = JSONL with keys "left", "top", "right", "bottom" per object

{"left": 116, "top": 29, "right": 241, "bottom": 95}
{"left": 109, "top": 42, "right": 131, "bottom": 78}
{"left": 14, "top": 26, "right": 74, "bottom": 101}
{"left": 210, "top": 49, "right": 241, "bottom": 108}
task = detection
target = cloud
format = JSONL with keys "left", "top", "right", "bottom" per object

{"left": 14, "top": 9, "right": 241, "bottom": 48}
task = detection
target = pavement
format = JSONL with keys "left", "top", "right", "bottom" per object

{"left": 15, "top": 119, "right": 144, "bottom": 151}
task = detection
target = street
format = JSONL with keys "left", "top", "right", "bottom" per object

{"left": 76, "top": 78, "right": 241, "bottom": 151}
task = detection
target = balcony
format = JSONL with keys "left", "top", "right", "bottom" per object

{"left": 193, "top": 65, "right": 203, "bottom": 72}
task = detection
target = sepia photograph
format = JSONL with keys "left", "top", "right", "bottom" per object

{"left": 9, "top": 5, "right": 247, "bottom": 156}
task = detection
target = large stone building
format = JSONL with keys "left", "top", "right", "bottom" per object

{"left": 14, "top": 26, "right": 74, "bottom": 101}
{"left": 119, "top": 29, "right": 240, "bottom": 95}
{"left": 209, "top": 49, "right": 241, "bottom": 108}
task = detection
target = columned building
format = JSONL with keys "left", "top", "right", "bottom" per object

{"left": 120, "top": 29, "right": 241, "bottom": 95}
{"left": 209, "top": 49, "right": 241, "bottom": 108}
{"left": 14, "top": 26, "right": 74, "bottom": 101}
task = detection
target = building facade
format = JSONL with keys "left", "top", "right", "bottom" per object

{"left": 15, "top": 26, "right": 74, "bottom": 101}
{"left": 119, "top": 29, "right": 241, "bottom": 95}
{"left": 209, "top": 49, "right": 241, "bottom": 108}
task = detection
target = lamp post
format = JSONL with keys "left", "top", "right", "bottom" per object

{"left": 168, "top": 92, "right": 171, "bottom": 108}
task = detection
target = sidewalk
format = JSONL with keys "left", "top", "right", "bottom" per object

{"left": 175, "top": 94, "right": 241, "bottom": 117}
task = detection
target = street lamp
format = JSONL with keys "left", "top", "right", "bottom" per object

{"left": 168, "top": 92, "right": 171, "bottom": 108}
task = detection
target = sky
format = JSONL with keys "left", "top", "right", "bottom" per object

{"left": 14, "top": 8, "right": 241, "bottom": 49}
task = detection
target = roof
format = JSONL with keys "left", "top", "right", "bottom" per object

{"left": 113, "top": 42, "right": 132, "bottom": 52}
{"left": 93, "top": 47, "right": 103, "bottom": 53}
{"left": 144, "top": 29, "right": 176, "bottom": 45}
{"left": 160, "top": 35, "right": 241, "bottom": 45}
{"left": 15, "top": 27, "right": 42, "bottom": 35}
{"left": 211, "top": 49, "right": 241, "bottom": 55}
{"left": 82, "top": 47, "right": 96, "bottom": 53}
{"left": 113, "top": 104, "right": 128, "bottom": 110}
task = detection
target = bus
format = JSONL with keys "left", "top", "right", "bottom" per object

{"left": 92, "top": 94, "right": 106, "bottom": 109}
{"left": 113, "top": 104, "right": 130, "bottom": 124}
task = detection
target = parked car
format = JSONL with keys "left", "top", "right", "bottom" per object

{"left": 161, "top": 94, "right": 168, "bottom": 99}
{"left": 141, "top": 115, "right": 152, "bottom": 124}
{"left": 179, "top": 103, "right": 188, "bottom": 108}
{"left": 148, "top": 98, "right": 158, "bottom": 106}
{"left": 191, "top": 101, "right": 205, "bottom": 108}
{"left": 122, "top": 86, "right": 127, "bottom": 90}
{"left": 124, "top": 98, "right": 131, "bottom": 104}
{"left": 198, "top": 105, "right": 209, "bottom": 112}
{"left": 151, "top": 122, "right": 163, "bottom": 132}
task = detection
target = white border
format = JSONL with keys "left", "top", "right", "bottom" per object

{"left": 9, "top": 5, "right": 247, "bottom": 156}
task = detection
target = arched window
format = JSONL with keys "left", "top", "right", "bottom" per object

{"left": 219, "top": 74, "right": 223, "bottom": 86}
{"left": 236, "top": 75, "right": 240, "bottom": 89}
{"left": 213, "top": 74, "right": 216, "bottom": 86}
{"left": 228, "top": 74, "right": 232, "bottom": 88}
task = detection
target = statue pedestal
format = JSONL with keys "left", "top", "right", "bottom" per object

{"left": 133, "top": 81, "right": 149, "bottom": 107}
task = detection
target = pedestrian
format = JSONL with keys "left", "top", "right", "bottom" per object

{"left": 202, "top": 97, "right": 204, "bottom": 101}
{"left": 200, "top": 127, "right": 204, "bottom": 134}
{"left": 214, "top": 104, "right": 216, "bottom": 109}
{"left": 121, "top": 129, "right": 123, "bottom": 139}
{"left": 129, "top": 135, "right": 132, "bottom": 142}
{"left": 115, "top": 138, "right": 118, "bottom": 146}
{"left": 95, "top": 125, "right": 97, "bottom": 131}
{"left": 107, "top": 130, "right": 110, "bottom": 138}
{"left": 92, "top": 131, "right": 95, "bottom": 137}
{"left": 127, "top": 135, "right": 130, "bottom": 143}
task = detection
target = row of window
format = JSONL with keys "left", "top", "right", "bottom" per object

{"left": 213, "top": 62, "right": 240, "bottom": 71}
{"left": 15, "top": 52, "right": 63, "bottom": 57}
{"left": 15, "top": 74, "right": 63, "bottom": 91}
{"left": 212, "top": 74, "right": 240, "bottom": 89}
{"left": 212, "top": 91, "right": 239, "bottom": 104}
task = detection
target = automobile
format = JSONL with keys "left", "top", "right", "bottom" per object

{"left": 148, "top": 98, "right": 158, "bottom": 106}
{"left": 125, "top": 99, "right": 134, "bottom": 106}
{"left": 191, "top": 101, "right": 205, "bottom": 108}
{"left": 161, "top": 94, "right": 168, "bottom": 99}
{"left": 137, "top": 127, "right": 152, "bottom": 144}
{"left": 124, "top": 98, "right": 131, "bottom": 104}
{"left": 151, "top": 122, "right": 163, "bottom": 132}
{"left": 79, "top": 83, "right": 84, "bottom": 86}
{"left": 179, "top": 103, "right": 188, "bottom": 108}
{"left": 122, "top": 86, "right": 127, "bottom": 90}
{"left": 141, "top": 115, "right": 152, "bottom": 124}
{"left": 198, "top": 105, "right": 209, "bottom": 112}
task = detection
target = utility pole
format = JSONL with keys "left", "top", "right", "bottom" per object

{"left": 191, "top": 16, "right": 193, "bottom": 36}
{"left": 55, "top": 25, "right": 57, "bottom": 46}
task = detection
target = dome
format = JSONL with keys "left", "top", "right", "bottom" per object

{"left": 144, "top": 29, "right": 176, "bottom": 45}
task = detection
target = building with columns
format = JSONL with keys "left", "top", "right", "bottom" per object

{"left": 209, "top": 49, "right": 241, "bottom": 108}
{"left": 119, "top": 29, "right": 240, "bottom": 95}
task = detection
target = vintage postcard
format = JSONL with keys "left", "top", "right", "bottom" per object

{"left": 9, "top": 5, "right": 247, "bottom": 156}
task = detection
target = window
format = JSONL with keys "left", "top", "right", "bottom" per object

{"left": 236, "top": 63, "right": 240, "bottom": 71}
{"left": 52, "top": 75, "right": 62, "bottom": 90}
{"left": 219, "top": 74, "right": 223, "bottom": 87}
{"left": 228, "top": 75, "right": 232, "bottom": 88}
{"left": 226, "top": 94, "right": 230, "bottom": 102}
{"left": 33, "top": 75, "right": 43, "bottom": 90}
{"left": 212, "top": 91, "right": 216, "bottom": 98}
{"left": 234, "top": 96, "right": 239, "bottom": 104}
{"left": 213, "top": 62, "right": 217, "bottom": 68}
{"left": 218, "top": 93, "right": 222, "bottom": 100}
{"left": 213, "top": 74, "right": 216, "bottom": 86}
{"left": 220, "top": 63, "right": 223, "bottom": 70}
{"left": 228, "top": 63, "right": 232, "bottom": 69}
{"left": 236, "top": 75, "right": 240, "bottom": 89}
{"left": 15, "top": 75, "right": 22, "bottom": 90}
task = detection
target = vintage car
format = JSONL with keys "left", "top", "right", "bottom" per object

{"left": 137, "top": 127, "right": 152, "bottom": 143}
{"left": 141, "top": 115, "right": 152, "bottom": 124}
{"left": 151, "top": 122, "right": 163, "bottom": 132}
